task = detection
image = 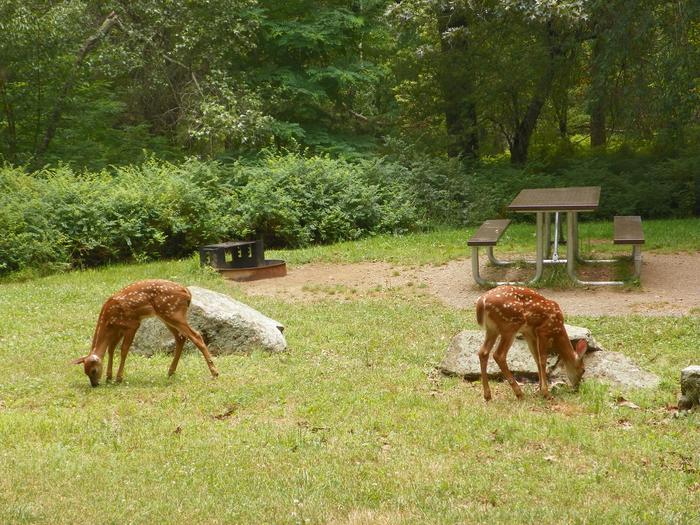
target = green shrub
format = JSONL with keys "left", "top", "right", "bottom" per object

{"left": 459, "top": 154, "right": 699, "bottom": 224}
{"left": 227, "top": 154, "right": 421, "bottom": 247}
{"left": 0, "top": 150, "right": 697, "bottom": 276}
{"left": 0, "top": 168, "right": 70, "bottom": 273}
{"left": 0, "top": 160, "right": 238, "bottom": 274}
{"left": 0, "top": 155, "right": 423, "bottom": 274}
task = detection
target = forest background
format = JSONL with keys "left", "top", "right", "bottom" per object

{"left": 1, "top": 0, "right": 698, "bottom": 275}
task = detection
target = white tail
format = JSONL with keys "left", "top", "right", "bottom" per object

{"left": 475, "top": 285, "right": 587, "bottom": 401}
{"left": 73, "top": 279, "right": 219, "bottom": 386}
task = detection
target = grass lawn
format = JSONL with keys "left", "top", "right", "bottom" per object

{"left": 266, "top": 218, "right": 700, "bottom": 266}
{"left": 1, "top": 220, "right": 699, "bottom": 524}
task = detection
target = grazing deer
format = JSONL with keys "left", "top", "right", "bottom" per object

{"left": 73, "top": 279, "right": 219, "bottom": 386}
{"left": 475, "top": 285, "right": 587, "bottom": 401}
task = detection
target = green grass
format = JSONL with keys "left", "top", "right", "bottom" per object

{"left": 267, "top": 218, "right": 700, "bottom": 267}
{"left": 1, "top": 233, "right": 699, "bottom": 524}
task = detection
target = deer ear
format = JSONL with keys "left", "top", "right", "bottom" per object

{"left": 574, "top": 339, "right": 587, "bottom": 358}
{"left": 71, "top": 356, "right": 87, "bottom": 365}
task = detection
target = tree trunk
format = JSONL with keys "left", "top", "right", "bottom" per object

{"left": 436, "top": 5, "right": 479, "bottom": 159}
{"left": 509, "top": 64, "right": 554, "bottom": 164}
{"left": 0, "top": 73, "right": 18, "bottom": 163}
{"left": 509, "top": 21, "right": 564, "bottom": 165}
{"left": 589, "top": 35, "right": 607, "bottom": 148}
{"left": 35, "top": 11, "right": 119, "bottom": 159}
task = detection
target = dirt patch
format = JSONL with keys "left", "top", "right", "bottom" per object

{"left": 236, "top": 253, "right": 700, "bottom": 316}
{"left": 237, "top": 262, "right": 424, "bottom": 302}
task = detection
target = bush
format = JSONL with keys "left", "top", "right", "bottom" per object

{"left": 226, "top": 154, "right": 421, "bottom": 247}
{"left": 454, "top": 153, "right": 699, "bottom": 225}
{"left": 0, "top": 160, "right": 237, "bottom": 274}
{"left": 0, "top": 155, "right": 423, "bottom": 274}
{"left": 0, "top": 150, "right": 696, "bottom": 276}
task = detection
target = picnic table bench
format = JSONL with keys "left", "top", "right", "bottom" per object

{"left": 467, "top": 188, "right": 646, "bottom": 287}
{"left": 467, "top": 219, "right": 511, "bottom": 246}
{"left": 614, "top": 215, "right": 645, "bottom": 245}
{"left": 467, "top": 219, "right": 512, "bottom": 287}
{"left": 613, "top": 215, "right": 644, "bottom": 277}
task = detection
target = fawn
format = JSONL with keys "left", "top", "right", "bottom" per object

{"left": 73, "top": 279, "right": 219, "bottom": 386}
{"left": 475, "top": 285, "right": 587, "bottom": 400}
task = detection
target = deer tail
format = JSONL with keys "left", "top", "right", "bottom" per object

{"left": 476, "top": 296, "right": 485, "bottom": 327}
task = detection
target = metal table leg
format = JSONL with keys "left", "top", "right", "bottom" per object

{"left": 486, "top": 246, "right": 514, "bottom": 267}
{"left": 551, "top": 212, "right": 561, "bottom": 262}
{"left": 528, "top": 212, "right": 545, "bottom": 284}
{"left": 471, "top": 212, "right": 544, "bottom": 287}
{"left": 544, "top": 212, "right": 552, "bottom": 259}
{"left": 566, "top": 211, "right": 626, "bottom": 285}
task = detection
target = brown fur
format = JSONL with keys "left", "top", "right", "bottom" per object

{"left": 73, "top": 279, "right": 219, "bottom": 386}
{"left": 475, "top": 285, "right": 587, "bottom": 401}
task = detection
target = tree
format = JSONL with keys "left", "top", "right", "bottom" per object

{"left": 0, "top": 0, "right": 90, "bottom": 164}
{"left": 435, "top": 1, "right": 479, "bottom": 159}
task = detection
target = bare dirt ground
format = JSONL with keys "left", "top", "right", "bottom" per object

{"left": 236, "top": 253, "right": 700, "bottom": 316}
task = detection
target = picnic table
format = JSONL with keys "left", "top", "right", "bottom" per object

{"left": 468, "top": 186, "right": 644, "bottom": 286}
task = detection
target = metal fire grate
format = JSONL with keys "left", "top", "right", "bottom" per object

{"left": 199, "top": 240, "right": 265, "bottom": 269}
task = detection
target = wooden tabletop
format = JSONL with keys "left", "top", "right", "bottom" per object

{"left": 508, "top": 186, "right": 601, "bottom": 212}
{"left": 201, "top": 240, "right": 258, "bottom": 249}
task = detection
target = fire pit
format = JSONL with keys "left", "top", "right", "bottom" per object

{"left": 199, "top": 240, "right": 286, "bottom": 281}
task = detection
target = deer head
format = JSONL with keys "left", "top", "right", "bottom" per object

{"left": 72, "top": 354, "right": 103, "bottom": 387}
{"left": 554, "top": 333, "right": 587, "bottom": 388}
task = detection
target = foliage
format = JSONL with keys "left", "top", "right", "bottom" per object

{"left": 464, "top": 153, "right": 700, "bottom": 222}
{"left": 0, "top": 155, "right": 422, "bottom": 274}
{"left": 387, "top": 0, "right": 700, "bottom": 163}
{"left": 1, "top": 148, "right": 697, "bottom": 276}
{"left": 1, "top": 1, "right": 698, "bottom": 166}
{"left": 229, "top": 154, "right": 420, "bottom": 247}
{"left": 0, "top": 160, "right": 237, "bottom": 274}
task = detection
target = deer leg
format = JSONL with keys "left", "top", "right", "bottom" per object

{"left": 164, "top": 316, "right": 219, "bottom": 378}
{"left": 106, "top": 338, "right": 120, "bottom": 382}
{"left": 492, "top": 332, "right": 524, "bottom": 399}
{"left": 523, "top": 333, "right": 549, "bottom": 397}
{"left": 536, "top": 334, "right": 552, "bottom": 399}
{"left": 115, "top": 325, "right": 139, "bottom": 383}
{"left": 478, "top": 331, "right": 498, "bottom": 401}
{"left": 165, "top": 325, "right": 187, "bottom": 377}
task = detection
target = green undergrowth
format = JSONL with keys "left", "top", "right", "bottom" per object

{"left": 0, "top": 257, "right": 698, "bottom": 524}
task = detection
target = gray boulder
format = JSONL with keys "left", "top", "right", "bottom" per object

{"left": 552, "top": 350, "right": 660, "bottom": 389}
{"left": 679, "top": 365, "right": 700, "bottom": 410}
{"left": 528, "top": 324, "right": 605, "bottom": 353}
{"left": 440, "top": 325, "right": 660, "bottom": 390}
{"left": 131, "top": 286, "right": 287, "bottom": 356}
{"left": 440, "top": 330, "right": 549, "bottom": 381}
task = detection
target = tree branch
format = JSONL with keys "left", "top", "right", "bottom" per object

{"left": 35, "top": 11, "right": 120, "bottom": 159}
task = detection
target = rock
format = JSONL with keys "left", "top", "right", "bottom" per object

{"left": 678, "top": 396, "right": 694, "bottom": 411}
{"left": 131, "top": 286, "right": 287, "bottom": 356}
{"left": 515, "top": 323, "right": 605, "bottom": 352}
{"left": 553, "top": 350, "right": 660, "bottom": 390}
{"left": 440, "top": 330, "right": 552, "bottom": 381}
{"left": 679, "top": 365, "right": 700, "bottom": 410}
{"left": 440, "top": 327, "right": 660, "bottom": 390}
